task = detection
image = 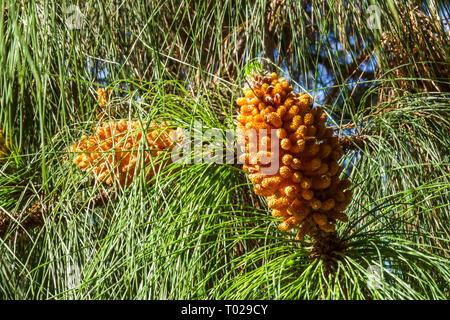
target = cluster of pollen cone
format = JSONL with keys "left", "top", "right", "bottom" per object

{"left": 236, "top": 72, "right": 352, "bottom": 240}
{"left": 69, "top": 120, "right": 182, "bottom": 186}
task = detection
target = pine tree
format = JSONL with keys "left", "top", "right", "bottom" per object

{"left": 0, "top": 0, "right": 448, "bottom": 299}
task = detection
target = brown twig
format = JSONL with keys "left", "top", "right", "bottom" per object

{"left": 0, "top": 201, "right": 45, "bottom": 239}
{"left": 340, "top": 134, "right": 371, "bottom": 152}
